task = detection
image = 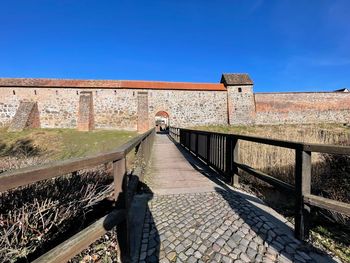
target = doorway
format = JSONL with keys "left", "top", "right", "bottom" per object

{"left": 155, "top": 111, "right": 169, "bottom": 133}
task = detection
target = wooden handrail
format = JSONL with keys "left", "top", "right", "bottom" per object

{"left": 33, "top": 209, "right": 126, "bottom": 263}
{"left": 169, "top": 126, "right": 350, "bottom": 241}
{"left": 1, "top": 128, "right": 156, "bottom": 262}
{"left": 0, "top": 128, "right": 155, "bottom": 192}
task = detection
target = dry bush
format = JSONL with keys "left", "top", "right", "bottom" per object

{"left": 0, "top": 168, "right": 113, "bottom": 262}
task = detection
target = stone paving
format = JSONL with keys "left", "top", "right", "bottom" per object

{"left": 138, "top": 135, "right": 336, "bottom": 263}
{"left": 139, "top": 190, "right": 332, "bottom": 263}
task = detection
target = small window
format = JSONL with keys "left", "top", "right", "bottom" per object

{"left": 114, "top": 90, "right": 117, "bottom": 95}
{"left": 34, "top": 90, "right": 37, "bottom": 95}
{"left": 238, "top": 88, "right": 242, "bottom": 93}
{"left": 13, "top": 90, "right": 16, "bottom": 95}
{"left": 76, "top": 91, "right": 79, "bottom": 95}
{"left": 56, "top": 90, "right": 58, "bottom": 95}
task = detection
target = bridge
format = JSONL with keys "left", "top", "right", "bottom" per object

{"left": 1, "top": 128, "right": 349, "bottom": 262}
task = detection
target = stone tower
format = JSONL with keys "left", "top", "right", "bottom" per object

{"left": 221, "top": 73, "right": 256, "bottom": 125}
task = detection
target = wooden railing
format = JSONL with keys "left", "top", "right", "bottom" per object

{"left": 0, "top": 128, "right": 155, "bottom": 263}
{"left": 169, "top": 127, "right": 350, "bottom": 240}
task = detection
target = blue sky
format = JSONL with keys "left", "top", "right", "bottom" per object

{"left": 0, "top": 0, "right": 349, "bottom": 92}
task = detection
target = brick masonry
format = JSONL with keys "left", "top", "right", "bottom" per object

{"left": 77, "top": 91, "right": 94, "bottom": 131}
{"left": 0, "top": 74, "right": 349, "bottom": 131}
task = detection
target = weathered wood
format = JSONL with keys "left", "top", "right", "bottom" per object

{"left": 294, "top": 150, "right": 311, "bottom": 240}
{"left": 113, "top": 158, "right": 126, "bottom": 200}
{"left": 303, "top": 143, "right": 350, "bottom": 155}
{"left": 232, "top": 139, "right": 240, "bottom": 187}
{"left": 233, "top": 162, "right": 294, "bottom": 192}
{"left": 225, "top": 136, "right": 232, "bottom": 176}
{"left": 0, "top": 151, "right": 124, "bottom": 192}
{"left": 180, "top": 128, "right": 303, "bottom": 150}
{"left": 206, "top": 134, "right": 211, "bottom": 164}
{"left": 33, "top": 209, "right": 126, "bottom": 263}
{"left": 304, "top": 194, "right": 350, "bottom": 216}
{"left": 117, "top": 128, "right": 154, "bottom": 155}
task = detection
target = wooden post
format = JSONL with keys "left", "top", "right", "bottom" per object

{"left": 295, "top": 150, "right": 311, "bottom": 240}
{"left": 112, "top": 157, "right": 128, "bottom": 262}
{"left": 206, "top": 134, "right": 211, "bottom": 164}
{"left": 113, "top": 158, "right": 126, "bottom": 201}
{"left": 232, "top": 139, "right": 240, "bottom": 187}
{"left": 225, "top": 136, "right": 232, "bottom": 179}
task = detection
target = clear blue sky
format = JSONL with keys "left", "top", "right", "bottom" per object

{"left": 0, "top": 0, "right": 349, "bottom": 92}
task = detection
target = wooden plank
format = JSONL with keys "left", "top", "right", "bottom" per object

{"left": 113, "top": 158, "right": 126, "bottom": 201}
{"left": 178, "top": 128, "right": 350, "bottom": 154}
{"left": 303, "top": 144, "right": 350, "bottom": 155}
{"left": 33, "top": 209, "right": 126, "bottom": 263}
{"left": 232, "top": 139, "right": 240, "bottom": 187}
{"left": 234, "top": 162, "right": 295, "bottom": 193}
{"left": 304, "top": 194, "right": 350, "bottom": 216}
{"left": 0, "top": 151, "right": 124, "bottom": 192}
{"left": 181, "top": 128, "right": 302, "bottom": 150}
{"left": 117, "top": 128, "right": 154, "bottom": 155}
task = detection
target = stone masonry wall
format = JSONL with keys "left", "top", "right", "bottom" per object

{"left": 1, "top": 83, "right": 350, "bottom": 131}
{"left": 0, "top": 87, "right": 228, "bottom": 131}
{"left": 227, "top": 85, "right": 255, "bottom": 125}
{"left": 148, "top": 89, "right": 228, "bottom": 128}
{"left": 254, "top": 92, "right": 350, "bottom": 124}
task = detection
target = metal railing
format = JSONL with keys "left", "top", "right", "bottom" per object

{"left": 0, "top": 128, "right": 155, "bottom": 262}
{"left": 169, "top": 127, "right": 350, "bottom": 240}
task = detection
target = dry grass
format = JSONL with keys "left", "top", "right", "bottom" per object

{"left": 0, "top": 167, "right": 114, "bottom": 262}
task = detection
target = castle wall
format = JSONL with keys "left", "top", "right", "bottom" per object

{"left": 254, "top": 92, "right": 350, "bottom": 124}
{"left": 1, "top": 74, "right": 350, "bottom": 131}
{"left": 0, "top": 87, "right": 228, "bottom": 130}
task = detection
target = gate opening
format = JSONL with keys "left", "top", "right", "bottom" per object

{"left": 155, "top": 111, "right": 169, "bottom": 133}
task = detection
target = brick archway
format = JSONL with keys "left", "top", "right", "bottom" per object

{"left": 155, "top": 111, "right": 169, "bottom": 132}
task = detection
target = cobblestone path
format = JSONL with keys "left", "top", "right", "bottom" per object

{"left": 139, "top": 135, "right": 336, "bottom": 263}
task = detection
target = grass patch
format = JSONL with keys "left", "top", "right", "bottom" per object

{"left": 0, "top": 128, "right": 137, "bottom": 172}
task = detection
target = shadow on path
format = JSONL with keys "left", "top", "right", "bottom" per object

{"left": 166, "top": 134, "right": 337, "bottom": 262}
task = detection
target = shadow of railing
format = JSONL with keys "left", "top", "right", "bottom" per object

{"left": 167, "top": 134, "right": 337, "bottom": 262}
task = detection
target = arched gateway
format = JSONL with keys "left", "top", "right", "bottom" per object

{"left": 155, "top": 111, "right": 169, "bottom": 133}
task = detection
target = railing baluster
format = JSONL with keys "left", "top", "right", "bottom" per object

{"left": 232, "top": 138, "right": 240, "bottom": 187}
{"left": 294, "top": 149, "right": 311, "bottom": 240}
{"left": 113, "top": 157, "right": 126, "bottom": 201}
{"left": 206, "top": 134, "right": 210, "bottom": 164}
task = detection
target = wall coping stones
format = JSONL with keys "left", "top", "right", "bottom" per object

{"left": 0, "top": 78, "right": 226, "bottom": 91}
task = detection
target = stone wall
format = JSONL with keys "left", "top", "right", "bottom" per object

{"left": 254, "top": 92, "right": 350, "bottom": 124}
{"left": 1, "top": 75, "right": 349, "bottom": 131}
{"left": 0, "top": 87, "right": 228, "bottom": 131}
{"left": 227, "top": 85, "right": 255, "bottom": 125}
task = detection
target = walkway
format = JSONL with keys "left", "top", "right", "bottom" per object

{"left": 139, "top": 134, "right": 337, "bottom": 263}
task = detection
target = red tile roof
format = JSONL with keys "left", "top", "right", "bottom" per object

{"left": 0, "top": 78, "right": 226, "bottom": 91}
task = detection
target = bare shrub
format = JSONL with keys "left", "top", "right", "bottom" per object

{"left": 0, "top": 168, "right": 113, "bottom": 262}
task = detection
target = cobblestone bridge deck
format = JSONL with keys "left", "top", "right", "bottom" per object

{"left": 138, "top": 134, "right": 337, "bottom": 263}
